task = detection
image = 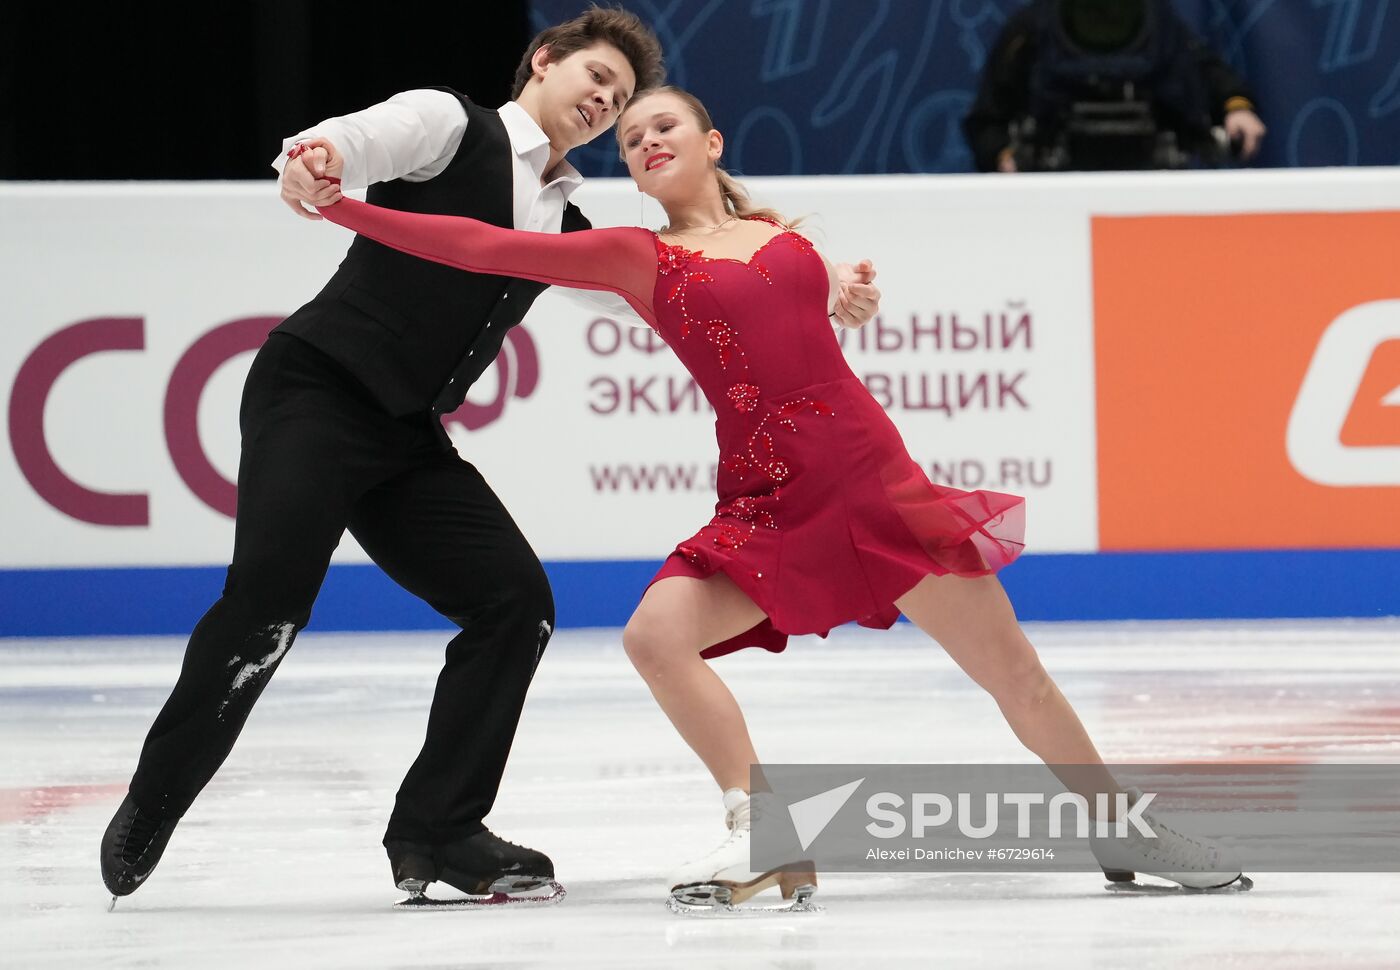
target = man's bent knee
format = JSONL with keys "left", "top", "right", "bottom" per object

{"left": 441, "top": 561, "right": 554, "bottom": 629}
{"left": 221, "top": 559, "right": 321, "bottom": 627}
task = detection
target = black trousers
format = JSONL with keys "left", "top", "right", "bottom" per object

{"left": 130, "top": 334, "right": 553, "bottom": 845}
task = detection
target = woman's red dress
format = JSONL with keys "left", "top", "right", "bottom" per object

{"left": 321, "top": 200, "right": 1025, "bottom": 658}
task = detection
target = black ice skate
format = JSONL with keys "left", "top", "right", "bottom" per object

{"left": 386, "top": 839, "right": 438, "bottom": 896}
{"left": 100, "top": 793, "right": 179, "bottom": 910}
{"left": 393, "top": 829, "right": 565, "bottom": 908}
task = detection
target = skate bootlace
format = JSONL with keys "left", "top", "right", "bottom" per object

{"left": 485, "top": 832, "right": 527, "bottom": 852}
{"left": 724, "top": 793, "right": 766, "bottom": 832}
{"left": 718, "top": 826, "right": 747, "bottom": 850}
{"left": 1138, "top": 815, "right": 1220, "bottom": 868}
{"left": 706, "top": 821, "right": 754, "bottom": 862}
{"left": 119, "top": 809, "right": 164, "bottom": 864}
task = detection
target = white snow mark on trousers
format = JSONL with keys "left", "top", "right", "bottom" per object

{"left": 534, "top": 619, "right": 553, "bottom": 672}
{"left": 218, "top": 622, "right": 296, "bottom": 716}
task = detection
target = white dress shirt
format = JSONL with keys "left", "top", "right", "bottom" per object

{"left": 272, "top": 90, "right": 641, "bottom": 322}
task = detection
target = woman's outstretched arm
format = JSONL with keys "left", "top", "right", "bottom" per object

{"left": 317, "top": 197, "right": 659, "bottom": 324}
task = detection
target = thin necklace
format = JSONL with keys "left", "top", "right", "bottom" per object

{"left": 662, "top": 215, "right": 739, "bottom": 234}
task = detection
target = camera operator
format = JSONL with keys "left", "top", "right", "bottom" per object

{"left": 963, "top": 0, "right": 1266, "bottom": 172}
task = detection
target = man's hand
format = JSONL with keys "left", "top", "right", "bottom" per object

{"left": 280, "top": 137, "right": 345, "bottom": 221}
{"left": 1224, "top": 109, "right": 1267, "bottom": 160}
{"left": 832, "top": 259, "right": 881, "bottom": 329}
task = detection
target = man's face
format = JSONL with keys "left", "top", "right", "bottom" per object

{"left": 534, "top": 42, "right": 637, "bottom": 150}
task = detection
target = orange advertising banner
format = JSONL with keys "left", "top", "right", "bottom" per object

{"left": 1093, "top": 211, "right": 1400, "bottom": 550}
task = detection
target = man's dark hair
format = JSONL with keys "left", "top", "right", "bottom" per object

{"left": 511, "top": 5, "right": 665, "bottom": 100}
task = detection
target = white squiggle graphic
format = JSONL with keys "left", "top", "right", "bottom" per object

{"left": 1206, "top": 0, "right": 1282, "bottom": 67}
{"left": 1287, "top": 97, "right": 1360, "bottom": 166}
{"left": 1371, "top": 59, "right": 1400, "bottom": 118}
{"left": 218, "top": 622, "right": 295, "bottom": 715}
{"left": 1315, "top": 0, "right": 1390, "bottom": 73}
{"left": 950, "top": 0, "right": 1005, "bottom": 70}
{"left": 755, "top": 0, "right": 830, "bottom": 81}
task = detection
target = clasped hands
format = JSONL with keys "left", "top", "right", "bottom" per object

{"left": 281, "top": 137, "right": 344, "bottom": 220}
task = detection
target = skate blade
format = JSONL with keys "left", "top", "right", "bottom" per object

{"left": 667, "top": 882, "right": 823, "bottom": 918}
{"left": 394, "top": 880, "right": 566, "bottom": 909}
{"left": 1104, "top": 874, "right": 1254, "bottom": 895}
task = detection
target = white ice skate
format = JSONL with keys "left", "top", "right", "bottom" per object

{"left": 666, "top": 788, "right": 822, "bottom": 917}
{"left": 1091, "top": 787, "right": 1253, "bottom": 894}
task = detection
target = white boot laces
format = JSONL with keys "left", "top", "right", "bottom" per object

{"left": 686, "top": 795, "right": 750, "bottom": 866}
{"left": 724, "top": 795, "right": 755, "bottom": 832}
{"left": 1138, "top": 812, "right": 1218, "bottom": 868}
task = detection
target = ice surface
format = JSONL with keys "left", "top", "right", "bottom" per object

{"left": 3, "top": 619, "right": 1399, "bottom": 968}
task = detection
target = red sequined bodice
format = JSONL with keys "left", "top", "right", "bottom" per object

{"left": 646, "top": 226, "right": 846, "bottom": 549}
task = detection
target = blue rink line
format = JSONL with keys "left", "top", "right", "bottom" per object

{"left": 0, "top": 550, "right": 1396, "bottom": 638}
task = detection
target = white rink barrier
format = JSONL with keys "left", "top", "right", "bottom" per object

{"left": 2, "top": 170, "right": 1398, "bottom": 633}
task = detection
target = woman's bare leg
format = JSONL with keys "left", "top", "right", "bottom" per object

{"left": 895, "top": 573, "right": 1122, "bottom": 809}
{"left": 623, "top": 574, "right": 768, "bottom": 793}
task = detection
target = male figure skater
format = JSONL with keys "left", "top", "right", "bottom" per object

{"left": 100, "top": 7, "right": 666, "bottom": 905}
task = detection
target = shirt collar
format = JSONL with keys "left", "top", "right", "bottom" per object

{"left": 498, "top": 101, "right": 584, "bottom": 198}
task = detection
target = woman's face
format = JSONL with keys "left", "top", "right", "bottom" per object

{"left": 619, "top": 92, "right": 721, "bottom": 200}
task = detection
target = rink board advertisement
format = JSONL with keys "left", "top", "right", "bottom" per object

{"left": 1093, "top": 210, "right": 1400, "bottom": 550}
{"left": 2, "top": 171, "right": 1398, "bottom": 634}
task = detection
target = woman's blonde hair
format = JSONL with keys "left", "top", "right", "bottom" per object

{"left": 618, "top": 86, "right": 800, "bottom": 229}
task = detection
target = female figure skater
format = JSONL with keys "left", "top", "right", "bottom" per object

{"left": 310, "top": 86, "right": 1246, "bottom": 909}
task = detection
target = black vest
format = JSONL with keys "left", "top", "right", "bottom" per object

{"left": 275, "top": 92, "right": 591, "bottom": 416}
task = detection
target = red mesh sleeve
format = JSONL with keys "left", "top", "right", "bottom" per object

{"left": 317, "top": 197, "right": 658, "bottom": 325}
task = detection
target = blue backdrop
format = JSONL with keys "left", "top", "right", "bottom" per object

{"left": 533, "top": 0, "right": 1400, "bottom": 175}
